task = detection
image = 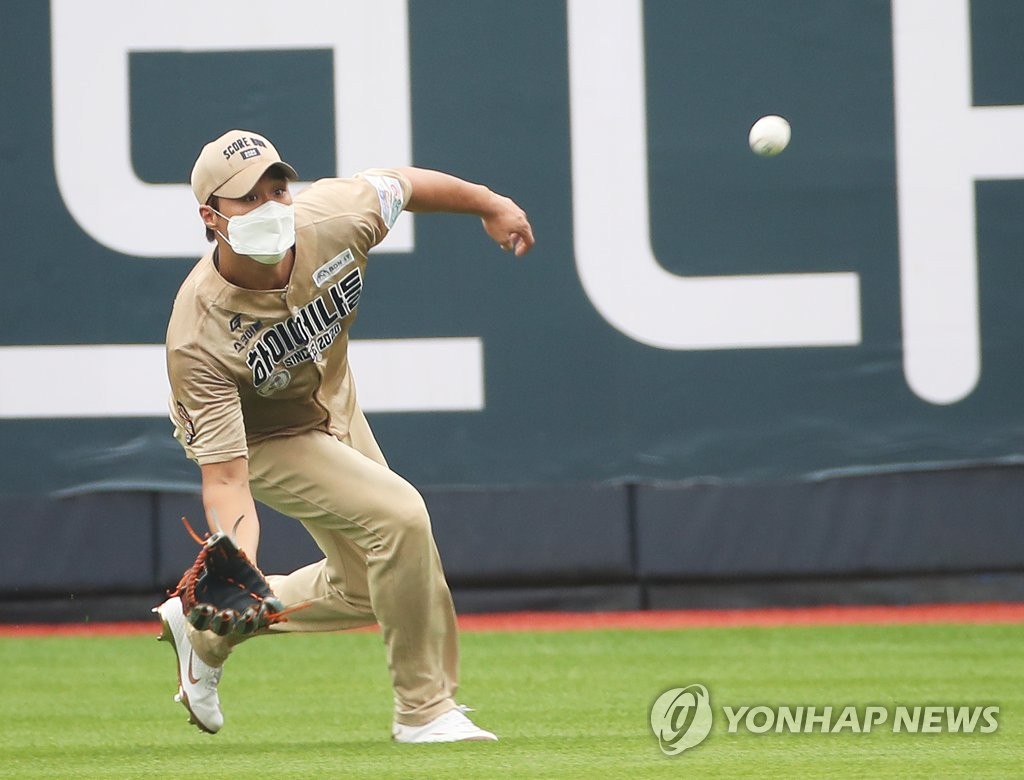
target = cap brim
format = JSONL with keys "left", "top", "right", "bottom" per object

{"left": 213, "top": 160, "right": 299, "bottom": 199}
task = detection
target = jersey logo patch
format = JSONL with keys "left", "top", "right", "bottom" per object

{"left": 313, "top": 248, "right": 355, "bottom": 288}
{"left": 256, "top": 369, "right": 291, "bottom": 397}
{"left": 363, "top": 174, "right": 405, "bottom": 229}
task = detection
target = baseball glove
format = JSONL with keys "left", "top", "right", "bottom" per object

{"left": 170, "top": 516, "right": 288, "bottom": 637}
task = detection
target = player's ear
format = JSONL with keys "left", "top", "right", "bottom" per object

{"left": 199, "top": 204, "right": 218, "bottom": 231}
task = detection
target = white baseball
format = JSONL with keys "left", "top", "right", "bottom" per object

{"left": 748, "top": 115, "right": 791, "bottom": 157}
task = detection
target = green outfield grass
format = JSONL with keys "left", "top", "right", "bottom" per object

{"left": 0, "top": 621, "right": 1021, "bottom": 779}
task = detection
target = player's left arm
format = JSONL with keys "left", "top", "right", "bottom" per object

{"left": 200, "top": 457, "right": 261, "bottom": 564}
{"left": 396, "top": 166, "right": 535, "bottom": 256}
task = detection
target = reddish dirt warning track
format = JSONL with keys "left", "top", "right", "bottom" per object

{"left": 2, "top": 602, "right": 1023, "bottom": 638}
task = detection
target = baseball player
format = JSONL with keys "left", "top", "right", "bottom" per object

{"left": 154, "top": 128, "right": 534, "bottom": 742}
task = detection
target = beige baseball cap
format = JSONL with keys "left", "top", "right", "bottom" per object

{"left": 190, "top": 129, "right": 299, "bottom": 204}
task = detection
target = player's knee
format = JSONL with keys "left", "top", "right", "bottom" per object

{"left": 387, "top": 492, "right": 432, "bottom": 542}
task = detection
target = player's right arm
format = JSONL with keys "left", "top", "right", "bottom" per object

{"left": 200, "top": 457, "right": 261, "bottom": 564}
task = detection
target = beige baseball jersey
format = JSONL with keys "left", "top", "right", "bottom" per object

{"left": 166, "top": 169, "right": 412, "bottom": 464}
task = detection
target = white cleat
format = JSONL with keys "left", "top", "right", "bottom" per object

{"left": 392, "top": 707, "right": 498, "bottom": 743}
{"left": 154, "top": 596, "right": 224, "bottom": 734}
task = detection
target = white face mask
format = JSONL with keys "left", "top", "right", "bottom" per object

{"left": 214, "top": 201, "right": 296, "bottom": 265}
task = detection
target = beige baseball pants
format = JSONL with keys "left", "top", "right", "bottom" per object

{"left": 190, "top": 407, "right": 459, "bottom": 727}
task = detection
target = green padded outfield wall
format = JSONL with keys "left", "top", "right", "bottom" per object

{"left": 1, "top": 1, "right": 1023, "bottom": 498}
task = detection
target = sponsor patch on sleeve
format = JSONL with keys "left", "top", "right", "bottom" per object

{"left": 362, "top": 174, "right": 405, "bottom": 229}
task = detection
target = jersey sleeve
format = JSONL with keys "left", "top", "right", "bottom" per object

{"left": 353, "top": 168, "right": 412, "bottom": 237}
{"left": 298, "top": 169, "right": 412, "bottom": 254}
{"left": 166, "top": 344, "right": 248, "bottom": 465}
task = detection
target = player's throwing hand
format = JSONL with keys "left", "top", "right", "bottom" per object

{"left": 482, "top": 193, "right": 534, "bottom": 256}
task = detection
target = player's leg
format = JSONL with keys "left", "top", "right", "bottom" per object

{"left": 247, "top": 428, "right": 461, "bottom": 728}
{"left": 256, "top": 408, "right": 384, "bottom": 630}
{"left": 344, "top": 404, "right": 460, "bottom": 695}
